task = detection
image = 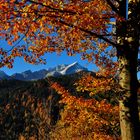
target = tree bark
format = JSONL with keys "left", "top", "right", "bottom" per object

{"left": 117, "top": 48, "right": 140, "bottom": 140}
{"left": 116, "top": 1, "right": 140, "bottom": 139}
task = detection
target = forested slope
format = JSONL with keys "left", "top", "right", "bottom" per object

{"left": 0, "top": 72, "right": 139, "bottom": 139}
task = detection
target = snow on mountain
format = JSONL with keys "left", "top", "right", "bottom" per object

{"left": 48, "top": 64, "right": 68, "bottom": 72}
{"left": 60, "top": 62, "right": 88, "bottom": 75}
{"left": 46, "top": 71, "right": 62, "bottom": 77}
{"left": 0, "top": 62, "right": 88, "bottom": 80}
{"left": 45, "top": 62, "right": 88, "bottom": 77}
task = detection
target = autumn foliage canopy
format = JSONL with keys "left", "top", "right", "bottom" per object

{"left": 0, "top": 0, "right": 118, "bottom": 74}
{"left": 0, "top": 0, "right": 140, "bottom": 140}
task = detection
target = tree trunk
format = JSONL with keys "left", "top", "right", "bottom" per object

{"left": 117, "top": 50, "right": 140, "bottom": 140}
{"left": 116, "top": 3, "right": 140, "bottom": 140}
{"left": 116, "top": 1, "right": 140, "bottom": 139}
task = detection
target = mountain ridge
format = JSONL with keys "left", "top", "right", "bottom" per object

{"left": 0, "top": 62, "right": 89, "bottom": 81}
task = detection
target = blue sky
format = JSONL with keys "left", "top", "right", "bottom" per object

{"left": 0, "top": 51, "right": 97, "bottom": 76}
{"left": 1, "top": 51, "right": 139, "bottom": 79}
{"left": 0, "top": 38, "right": 97, "bottom": 76}
{"left": 0, "top": 39, "right": 139, "bottom": 79}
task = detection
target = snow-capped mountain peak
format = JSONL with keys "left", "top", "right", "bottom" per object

{"left": 60, "top": 62, "right": 88, "bottom": 75}
{"left": 0, "top": 62, "right": 88, "bottom": 80}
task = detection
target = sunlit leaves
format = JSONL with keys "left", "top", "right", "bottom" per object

{"left": 0, "top": 0, "right": 118, "bottom": 68}
{"left": 0, "top": 1, "right": 122, "bottom": 139}
{"left": 75, "top": 73, "right": 118, "bottom": 96}
{"left": 51, "top": 82, "right": 120, "bottom": 139}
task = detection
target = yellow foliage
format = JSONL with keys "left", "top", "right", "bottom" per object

{"left": 51, "top": 82, "right": 120, "bottom": 139}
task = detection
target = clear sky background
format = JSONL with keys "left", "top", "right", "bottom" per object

{"left": 0, "top": 51, "right": 97, "bottom": 76}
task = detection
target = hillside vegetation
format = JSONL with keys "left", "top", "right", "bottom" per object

{"left": 0, "top": 72, "right": 137, "bottom": 139}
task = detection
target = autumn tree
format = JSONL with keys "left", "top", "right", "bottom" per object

{"left": 50, "top": 81, "right": 120, "bottom": 139}
{"left": 0, "top": 0, "right": 139, "bottom": 140}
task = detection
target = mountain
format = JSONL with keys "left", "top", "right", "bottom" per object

{"left": 32, "top": 69, "right": 48, "bottom": 79}
{"left": 48, "top": 64, "right": 68, "bottom": 72}
{"left": 60, "top": 62, "right": 88, "bottom": 75}
{"left": 11, "top": 69, "right": 48, "bottom": 81}
{"left": 0, "top": 70, "right": 11, "bottom": 80}
{"left": 11, "top": 73, "right": 25, "bottom": 81}
{"left": 46, "top": 71, "right": 62, "bottom": 77}
{"left": 45, "top": 62, "right": 88, "bottom": 77}
{"left": 11, "top": 70, "right": 33, "bottom": 81}
{"left": 0, "top": 62, "right": 88, "bottom": 81}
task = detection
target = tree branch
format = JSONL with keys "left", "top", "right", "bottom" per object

{"left": 106, "top": 0, "right": 120, "bottom": 15}
{"left": 6, "top": 23, "right": 30, "bottom": 53}
{"left": 59, "top": 20, "right": 118, "bottom": 47}
{"left": 12, "top": 1, "right": 118, "bottom": 48}
{"left": 27, "top": 0, "right": 77, "bottom": 15}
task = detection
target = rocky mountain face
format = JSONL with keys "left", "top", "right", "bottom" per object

{"left": 0, "top": 62, "right": 88, "bottom": 81}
